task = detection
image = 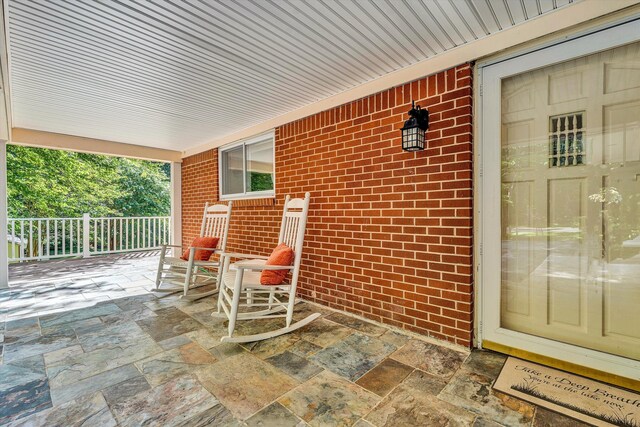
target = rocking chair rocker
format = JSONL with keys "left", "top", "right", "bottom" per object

{"left": 155, "top": 202, "right": 232, "bottom": 300}
{"left": 215, "top": 193, "right": 319, "bottom": 343}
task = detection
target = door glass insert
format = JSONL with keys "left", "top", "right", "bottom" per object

{"left": 500, "top": 40, "right": 640, "bottom": 361}
{"left": 549, "top": 112, "right": 585, "bottom": 167}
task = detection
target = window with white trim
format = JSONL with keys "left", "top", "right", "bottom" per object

{"left": 219, "top": 133, "right": 275, "bottom": 200}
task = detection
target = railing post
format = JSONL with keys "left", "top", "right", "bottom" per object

{"left": 82, "top": 213, "right": 90, "bottom": 258}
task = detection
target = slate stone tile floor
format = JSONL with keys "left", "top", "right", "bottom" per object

{"left": 1, "top": 252, "right": 588, "bottom": 426}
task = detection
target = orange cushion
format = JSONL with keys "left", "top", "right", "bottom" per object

{"left": 181, "top": 237, "right": 220, "bottom": 261}
{"left": 260, "top": 243, "right": 295, "bottom": 285}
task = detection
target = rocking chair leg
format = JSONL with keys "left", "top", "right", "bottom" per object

{"left": 217, "top": 256, "right": 230, "bottom": 314}
{"left": 247, "top": 290, "right": 253, "bottom": 307}
{"left": 268, "top": 292, "right": 275, "bottom": 310}
{"left": 216, "top": 263, "right": 224, "bottom": 292}
{"left": 155, "top": 250, "right": 166, "bottom": 289}
{"left": 227, "top": 270, "right": 244, "bottom": 337}
{"left": 285, "top": 293, "right": 298, "bottom": 328}
{"left": 183, "top": 258, "right": 196, "bottom": 297}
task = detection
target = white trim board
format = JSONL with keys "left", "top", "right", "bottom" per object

{"left": 11, "top": 128, "right": 182, "bottom": 162}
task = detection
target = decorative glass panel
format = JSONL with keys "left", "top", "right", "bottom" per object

{"left": 549, "top": 112, "right": 585, "bottom": 167}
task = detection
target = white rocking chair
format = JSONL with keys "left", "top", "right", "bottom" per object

{"left": 155, "top": 202, "right": 232, "bottom": 300}
{"left": 215, "top": 193, "right": 319, "bottom": 343}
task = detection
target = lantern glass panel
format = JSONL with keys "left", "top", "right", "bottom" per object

{"left": 402, "top": 126, "right": 425, "bottom": 151}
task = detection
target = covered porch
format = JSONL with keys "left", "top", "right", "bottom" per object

{"left": 0, "top": 0, "right": 639, "bottom": 425}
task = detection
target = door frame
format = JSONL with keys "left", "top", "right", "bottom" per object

{"left": 476, "top": 18, "right": 640, "bottom": 381}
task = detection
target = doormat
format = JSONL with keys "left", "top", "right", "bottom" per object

{"left": 493, "top": 357, "right": 640, "bottom": 427}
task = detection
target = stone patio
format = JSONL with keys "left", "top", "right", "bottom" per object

{"left": 0, "top": 253, "right": 587, "bottom": 426}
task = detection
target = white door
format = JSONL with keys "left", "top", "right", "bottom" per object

{"left": 481, "top": 21, "right": 640, "bottom": 380}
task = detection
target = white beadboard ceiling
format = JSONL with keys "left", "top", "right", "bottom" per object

{"left": 7, "top": 0, "right": 575, "bottom": 151}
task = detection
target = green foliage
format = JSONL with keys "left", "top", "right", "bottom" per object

{"left": 113, "top": 158, "right": 171, "bottom": 217}
{"left": 7, "top": 145, "right": 170, "bottom": 218}
{"left": 248, "top": 172, "right": 273, "bottom": 192}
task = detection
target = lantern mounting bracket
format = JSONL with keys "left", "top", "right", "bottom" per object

{"left": 408, "top": 100, "right": 429, "bottom": 131}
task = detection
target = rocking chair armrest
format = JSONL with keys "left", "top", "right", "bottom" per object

{"left": 188, "top": 246, "right": 222, "bottom": 251}
{"left": 232, "top": 259, "right": 266, "bottom": 269}
{"left": 234, "top": 263, "right": 295, "bottom": 271}
{"left": 221, "top": 252, "right": 270, "bottom": 260}
{"left": 161, "top": 245, "right": 222, "bottom": 250}
{"left": 160, "top": 244, "right": 182, "bottom": 255}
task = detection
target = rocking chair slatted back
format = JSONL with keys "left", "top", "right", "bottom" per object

{"left": 200, "top": 202, "right": 232, "bottom": 250}
{"left": 277, "top": 193, "right": 310, "bottom": 290}
{"left": 278, "top": 195, "right": 308, "bottom": 252}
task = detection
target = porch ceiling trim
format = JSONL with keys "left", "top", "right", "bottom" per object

{"left": 183, "top": 0, "right": 640, "bottom": 158}
{"left": 11, "top": 128, "right": 182, "bottom": 162}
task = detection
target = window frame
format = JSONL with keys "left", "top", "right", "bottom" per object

{"left": 218, "top": 131, "right": 275, "bottom": 201}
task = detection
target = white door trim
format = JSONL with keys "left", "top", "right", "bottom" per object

{"left": 477, "top": 19, "right": 640, "bottom": 380}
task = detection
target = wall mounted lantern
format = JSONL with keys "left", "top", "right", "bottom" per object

{"left": 401, "top": 100, "right": 429, "bottom": 152}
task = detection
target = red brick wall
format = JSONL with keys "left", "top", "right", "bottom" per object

{"left": 182, "top": 63, "right": 474, "bottom": 346}
{"left": 182, "top": 150, "right": 218, "bottom": 242}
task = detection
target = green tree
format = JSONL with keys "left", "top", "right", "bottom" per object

{"left": 6, "top": 145, "right": 170, "bottom": 218}
{"left": 114, "top": 158, "right": 170, "bottom": 217}
{"left": 7, "top": 145, "right": 122, "bottom": 218}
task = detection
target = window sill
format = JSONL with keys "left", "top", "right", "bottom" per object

{"left": 221, "top": 197, "right": 275, "bottom": 207}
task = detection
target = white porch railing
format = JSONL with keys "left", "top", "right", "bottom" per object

{"left": 7, "top": 214, "right": 171, "bottom": 262}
